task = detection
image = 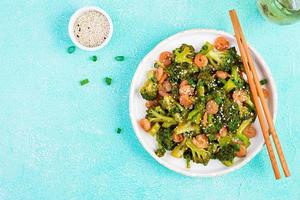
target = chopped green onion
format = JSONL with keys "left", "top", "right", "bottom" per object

{"left": 105, "top": 77, "right": 112, "bottom": 85}
{"left": 215, "top": 96, "right": 222, "bottom": 105}
{"left": 80, "top": 79, "right": 89, "bottom": 86}
{"left": 91, "top": 55, "right": 97, "bottom": 62}
{"left": 260, "top": 78, "right": 268, "bottom": 85}
{"left": 188, "top": 79, "right": 196, "bottom": 87}
{"left": 115, "top": 56, "right": 125, "bottom": 61}
{"left": 68, "top": 46, "right": 76, "bottom": 54}
{"left": 116, "top": 128, "right": 122, "bottom": 134}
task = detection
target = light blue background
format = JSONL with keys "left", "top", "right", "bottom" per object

{"left": 0, "top": 0, "right": 299, "bottom": 199}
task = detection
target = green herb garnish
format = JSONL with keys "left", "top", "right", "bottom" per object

{"left": 68, "top": 46, "right": 76, "bottom": 54}
{"left": 91, "top": 55, "right": 97, "bottom": 62}
{"left": 105, "top": 77, "right": 112, "bottom": 85}
{"left": 116, "top": 128, "right": 122, "bottom": 134}
{"left": 260, "top": 78, "right": 268, "bottom": 85}
{"left": 80, "top": 79, "right": 89, "bottom": 86}
{"left": 215, "top": 96, "right": 222, "bottom": 105}
{"left": 115, "top": 56, "right": 125, "bottom": 61}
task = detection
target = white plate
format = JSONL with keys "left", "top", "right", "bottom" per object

{"left": 129, "top": 29, "right": 277, "bottom": 177}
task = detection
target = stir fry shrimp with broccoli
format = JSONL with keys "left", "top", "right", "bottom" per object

{"left": 139, "top": 36, "right": 260, "bottom": 168}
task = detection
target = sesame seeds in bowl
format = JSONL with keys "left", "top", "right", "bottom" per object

{"left": 68, "top": 6, "right": 113, "bottom": 51}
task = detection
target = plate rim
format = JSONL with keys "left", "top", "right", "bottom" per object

{"left": 129, "top": 28, "right": 278, "bottom": 177}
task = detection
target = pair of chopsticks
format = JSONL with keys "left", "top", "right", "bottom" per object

{"left": 229, "top": 10, "right": 290, "bottom": 179}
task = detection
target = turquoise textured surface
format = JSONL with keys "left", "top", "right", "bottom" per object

{"left": 0, "top": 0, "right": 299, "bottom": 199}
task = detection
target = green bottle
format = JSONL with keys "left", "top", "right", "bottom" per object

{"left": 257, "top": 0, "right": 300, "bottom": 24}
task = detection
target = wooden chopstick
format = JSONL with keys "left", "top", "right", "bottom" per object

{"left": 229, "top": 10, "right": 290, "bottom": 178}
{"left": 229, "top": 10, "right": 282, "bottom": 179}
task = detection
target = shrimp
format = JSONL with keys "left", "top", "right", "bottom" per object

{"left": 236, "top": 144, "right": 247, "bottom": 157}
{"left": 155, "top": 67, "right": 164, "bottom": 82}
{"left": 262, "top": 88, "right": 270, "bottom": 99}
{"left": 216, "top": 126, "right": 228, "bottom": 140}
{"left": 159, "top": 51, "right": 173, "bottom": 67}
{"left": 158, "top": 84, "right": 169, "bottom": 97}
{"left": 139, "top": 119, "right": 151, "bottom": 132}
{"left": 244, "top": 125, "right": 257, "bottom": 138}
{"left": 158, "top": 73, "right": 168, "bottom": 84}
{"left": 180, "top": 80, "right": 189, "bottom": 87}
{"left": 216, "top": 71, "right": 229, "bottom": 79}
{"left": 192, "top": 134, "right": 208, "bottom": 149}
{"left": 214, "top": 36, "right": 230, "bottom": 51}
{"left": 219, "top": 126, "right": 228, "bottom": 137}
{"left": 179, "top": 94, "right": 193, "bottom": 108}
{"left": 232, "top": 90, "right": 247, "bottom": 105}
{"left": 172, "top": 133, "right": 184, "bottom": 143}
{"left": 194, "top": 54, "right": 208, "bottom": 68}
{"left": 145, "top": 100, "right": 159, "bottom": 109}
{"left": 179, "top": 84, "right": 194, "bottom": 96}
{"left": 162, "top": 80, "right": 172, "bottom": 92}
{"left": 206, "top": 100, "right": 219, "bottom": 114}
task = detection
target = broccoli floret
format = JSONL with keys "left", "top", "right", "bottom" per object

{"left": 206, "top": 134, "right": 218, "bottom": 142}
{"left": 187, "top": 100, "right": 206, "bottom": 124}
{"left": 199, "top": 41, "right": 214, "bottom": 55}
{"left": 173, "top": 44, "right": 195, "bottom": 64}
{"left": 205, "top": 47, "right": 241, "bottom": 71}
{"left": 221, "top": 99, "right": 241, "bottom": 132}
{"left": 196, "top": 81, "right": 205, "bottom": 97}
{"left": 245, "top": 94, "right": 255, "bottom": 110}
{"left": 154, "top": 61, "right": 164, "bottom": 68}
{"left": 183, "top": 149, "right": 193, "bottom": 168}
{"left": 231, "top": 65, "right": 240, "bottom": 81}
{"left": 223, "top": 79, "right": 236, "bottom": 93}
{"left": 174, "top": 121, "right": 200, "bottom": 137}
{"left": 239, "top": 105, "right": 255, "bottom": 120}
{"left": 223, "top": 66, "right": 246, "bottom": 92}
{"left": 211, "top": 89, "right": 226, "bottom": 104}
{"left": 156, "top": 128, "right": 176, "bottom": 151}
{"left": 214, "top": 114, "right": 223, "bottom": 132}
{"left": 170, "top": 84, "right": 180, "bottom": 99}
{"left": 187, "top": 110, "right": 202, "bottom": 125}
{"left": 153, "top": 105, "right": 166, "bottom": 115}
{"left": 187, "top": 75, "right": 198, "bottom": 87}
{"left": 167, "top": 62, "right": 199, "bottom": 83}
{"left": 231, "top": 66, "right": 246, "bottom": 89}
{"left": 160, "top": 96, "right": 188, "bottom": 122}
{"left": 236, "top": 118, "right": 254, "bottom": 135}
{"left": 155, "top": 148, "right": 166, "bottom": 157}
{"left": 186, "top": 138, "right": 211, "bottom": 165}
{"left": 202, "top": 113, "right": 220, "bottom": 135}
{"left": 171, "top": 139, "right": 187, "bottom": 158}
{"left": 149, "top": 122, "right": 161, "bottom": 136}
{"left": 140, "top": 71, "right": 158, "bottom": 100}
{"left": 236, "top": 133, "right": 250, "bottom": 147}
{"left": 198, "top": 69, "right": 217, "bottom": 91}
{"left": 214, "top": 144, "right": 238, "bottom": 166}
{"left": 146, "top": 106, "right": 178, "bottom": 126}
{"left": 235, "top": 118, "right": 253, "bottom": 147}
{"left": 207, "top": 143, "right": 219, "bottom": 155}
{"left": 219, "top": 135, "right": 233, "bottom": 147}
{"left": 160, "top": 96, "right": 184, "bottom": 114}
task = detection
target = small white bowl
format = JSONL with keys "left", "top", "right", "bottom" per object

{"left": 129, "top": 29, "right": 277, "bottom": 177}
{"left": 68, "top": 6, "right": 113, "bottom": 51}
